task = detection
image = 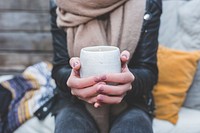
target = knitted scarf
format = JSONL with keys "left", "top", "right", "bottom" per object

{"left": 56, "top": 0, "right": 146, "bottom": 58}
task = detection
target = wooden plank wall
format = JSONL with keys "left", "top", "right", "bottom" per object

{"left": 0, "top": 0, "right": 53, "bottom": 75}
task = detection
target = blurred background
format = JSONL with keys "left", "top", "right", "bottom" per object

{"left": 0, "top": 0, "right": 200, "bottom": 133}
{"left": 0, "top": 0, "right": 52, "bottom": 75}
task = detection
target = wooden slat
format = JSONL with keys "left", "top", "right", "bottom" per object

{"left": 0, "top": 71, "right": 22, "bottom": 76}
{"left": 0, "top": 12, "right": 50, "bottom": 31}
{"left": 0, "top": 0, "right": 50, "bottom": 11}
{"left": 0, "top": 52, "right": 53, "bottom": 67}
{"left": 0, "top": 66, "right": 24, "bottom": 75}
{"left": 0, "top": 0, "right": 53, "bottom": 75}
{"left": 0, "top": 32, "right": 53, "bottom": 51}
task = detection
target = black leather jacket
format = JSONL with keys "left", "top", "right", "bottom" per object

{"left": 50, "top": 0, "right": 162, "bottom": 116}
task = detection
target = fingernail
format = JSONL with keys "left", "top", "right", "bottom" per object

{"left": 94, "top": 77, "right": 101, "bottom": 82}
{"left": 97, "top": 85, "right": 104, "bottom": 93}
{"left": 73, "top": 62, "right": 78, "bottom": 68}
{"left": 95, "top": 75, "right": 106, "bottom": 82}
{"left": 122, "top": 54, "right": 127, "bottom": 59}
{"left": 72, "top": 63, "right": 76, "bottom": 68}
{"left": 97, "top": 95, "right": 103, "bottom": 102}
{"left": 100, "top": 75, "right": 107, "bottom": 81}
{"left": 94, "top": 102, "right": 100, "bottom": 108}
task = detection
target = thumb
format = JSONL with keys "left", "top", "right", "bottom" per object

{"left": 69, "top": 57, "right": 81, "bottom": 71}
{"left": 120, "top": 50, "right": 130, "bottom": 66}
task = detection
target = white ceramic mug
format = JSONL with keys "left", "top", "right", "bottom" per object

{"left": 80, "top": 46, "right": 121, "bottom": 133}
{"left": 80, "top": 46, "right": 121, "bottom": 78}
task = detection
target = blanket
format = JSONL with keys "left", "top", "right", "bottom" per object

{"left": 0, "top": 62, "right": 56, "bottom": 133}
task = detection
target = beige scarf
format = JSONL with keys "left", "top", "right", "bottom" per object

{"left": 56, "top": 0, "right": 146, "bottom": 133}
{"left": 56, "top": 0, "right": 146, "bottom": 58}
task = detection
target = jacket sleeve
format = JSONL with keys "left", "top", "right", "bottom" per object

{"left": 50, "top": 1, "right": 72, "bottom": 94}
{"left": 125, "top": 0, "right": 162, "bottom": 104}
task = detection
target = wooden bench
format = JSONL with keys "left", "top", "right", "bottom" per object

{"left": 0, "top": 0, "right": 53, "bottom": 75}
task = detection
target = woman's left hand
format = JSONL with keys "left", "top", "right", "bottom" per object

{"left": 94, "top": 50, "right": 135, "bottom": 108}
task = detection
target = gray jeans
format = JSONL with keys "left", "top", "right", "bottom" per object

{"left": 54, "top": 102, "right": 153, "bottom": 133}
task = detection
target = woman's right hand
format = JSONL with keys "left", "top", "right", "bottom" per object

{"left": 67, "top": 57, "right": 106, "bottom": 105}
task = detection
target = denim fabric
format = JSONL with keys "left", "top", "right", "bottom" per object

{"left": 54, "top": 102, "right": 153, "bottom": 133}
{"left": 110, "top": 107, "right": 153, "bottom": 133}
{"left": 54, "top": 103, "right": 99, "bottom": 133}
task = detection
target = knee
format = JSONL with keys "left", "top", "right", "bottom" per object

{"left": 55, "top": 107, "right": 88, "bottom": 126}
{"left": 55, "top": 107, "right": 98, "bottom": 133}
{"left": 110, "top": 108, "right": 153, "bottom": 133}
{"left": 125, "top": 108, "right": 151, "bottom": 124}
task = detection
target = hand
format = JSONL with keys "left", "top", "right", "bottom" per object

{"left": 94, "top": 50, "right": 135, "bottom": 108}
{"left": 67, "top": 57, "right": 106, "bottom": 104}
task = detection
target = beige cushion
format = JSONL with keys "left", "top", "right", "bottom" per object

{"left": 184, "top": 62, "right": 200, "bottom": 110}
{"left": 14, "top": 114, "right": 54, "bottom": 133}
{"left": 153, "top": 107, "right": 200, "bottom": 133}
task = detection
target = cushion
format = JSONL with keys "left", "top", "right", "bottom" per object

{"left": 171, "top": 107, "right": 200, "bottom": 133}
{"left": 153, "top": 118, "right": 174, "bottom": 133}
{"left": 158, "top": 0, "right": 188, "bottom": 47}
{"left": 153, "top": 107, "right": 200, "bottom": 133}
{"left": 14, "top": 114, "right": 54, "bottom": 133}
{"left": 0, "top": 75, "right": 13, "bottom": 83}
{"left": 184, "top": 62, "right": 200, "bottom": 110}
{"left": 158, "top": 0, "right": 200, "bottom": 51}
{"left": 171, "top": 0, "right": 200, "bottom": 51}
{"left": 153, "top": 45, "right": 200, "bottom": 124}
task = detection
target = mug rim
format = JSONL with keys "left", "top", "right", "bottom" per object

{"left": 81, "top": 46, "right": 119, "bottom": 52}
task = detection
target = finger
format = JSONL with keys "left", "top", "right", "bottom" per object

{"left": 96, "top": 94, "right": 125, "bottom": 105}
{"left": 67, "top": 75, "right": 96, "bottom": 89}
{"left": 69, "top": 57, "right": 81, "bottom": 71}
{"left": 69, "top": 68, "right": 80, "bottom": 77}
{"left": 71, "top": 82, "right": 106, "bottom": 99}
{"left": 67, "top": 74, "right": 107, "bottom": 89}
{"left": 120, "top": 50, "right": 130, "bottom": 64}
{"left": 121, "top": 63, "right": 129, "bottom": 72}
{"left": 103, "top": 72, "right": 135, "bottom": 84}
{"left": 94, "top": 102, "right": 104, "bottom": 108}
{"left": 97, "top": 83, "right": 132, "bottom": 96}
